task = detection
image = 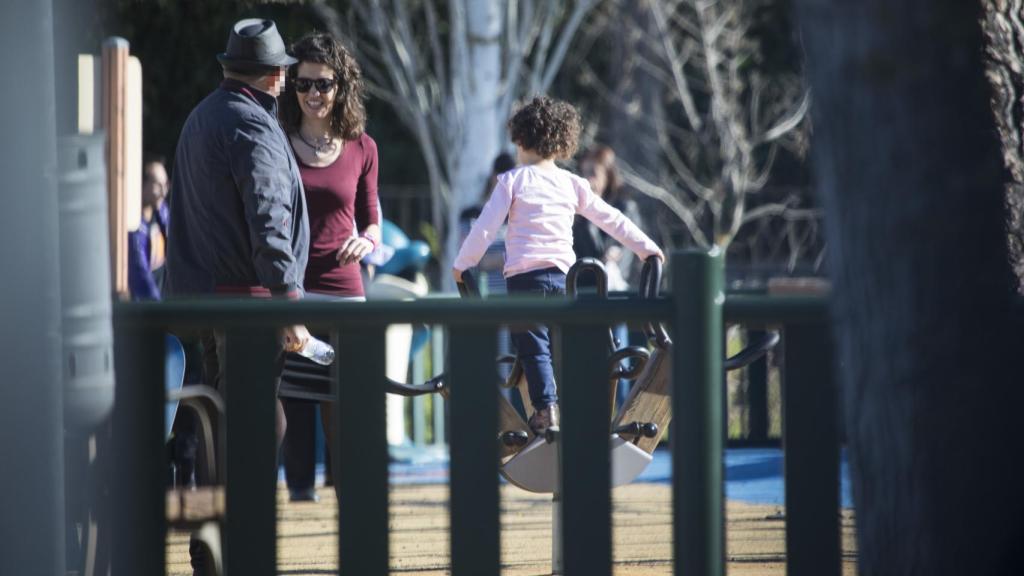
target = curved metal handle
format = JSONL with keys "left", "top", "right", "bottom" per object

{"left": 170, "top": 385, "right": 226, "bottom": 485}
{"left": 457, "top": 270, "right": 480, "bottom": 298}
{"left": 566, "top": 257, "right": 608, "bottom": 299}
{"left": 168, "top": 383, "right": 226, "bottom": 414}
{"left": 608, "top": 345, "right": 650, "bottom": 381}
{"left": 639, "top": 256, "right": 671, "bottom": 348}
{"left": 567, "top": 258, "right": 622, "bottom": 349}
{"left": 385, "top": 374, "right": 446, "bottom": 396}
{"left": 723, "top": 330, "right": 780, "bottom": 372}
{"left": 638, "top": 255, "right": 661, "bottom": 301}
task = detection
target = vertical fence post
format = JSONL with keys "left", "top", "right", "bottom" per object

{"left": 560, "top": 323, "right": 614, "bottom": 576}
{"left": 431, "top": 326, "right": 447, "bottom": 445}
{"left": 223, "top": 327, "right": 279, "bottom": 576}
{"left": 449, "top": 323, "right": 500, "bottom": 576}
{"left": 783, "top": 323, "right": 840, "bottom": 576}
{"left": 335, "top": 326, "right": 390, "bottom": 575}
{"left": 672, "top": 249, "right": 725, "bottom": 576}
{"left": 412, "top": 343, "right": 427, "bottom": 446}
{"left": 112, "top": 322, "right": 165, "bottom": 576}
{"left": 747, "top": 329, "right": 770, "bottom": 442}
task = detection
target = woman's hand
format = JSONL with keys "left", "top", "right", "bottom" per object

{"left": 281, "top": 324, "right": 311, "bottom": 353}
{"left": 336, "top": 235, "right": 375, "bottom": 265}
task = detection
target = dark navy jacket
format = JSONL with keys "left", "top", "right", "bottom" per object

{"left": 165, "top": 78, "right": 308, "bottom": 298}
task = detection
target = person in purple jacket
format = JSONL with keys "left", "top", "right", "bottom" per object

{"left": 453, "top": 96, "right": 664, "bottom": 435}
{"left": 127, "top": 157, "right": 170, "bottom": 300}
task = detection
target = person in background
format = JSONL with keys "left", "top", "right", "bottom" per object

{"left": 277, "top": 31, "right": 380, "bottom": 502}
{"left": 459, "top": 152, "right": 517, "bottom": 223}
{"left": 572, "top": 144, "right": 646, "bottom": 291}
{"left": 572, "top": 145, "right": 649, "bottom": 408}
{"left": 162, "top": 19, "right": 311, "bottom": 574}
{"left": 127, "top": 156, "right": 170, "bottom": 300}
{"left": 126, "top": 156, "right": 207, "bottom": 486}
{"left": 453, "top": 96, "right": 664, "bottom": 434}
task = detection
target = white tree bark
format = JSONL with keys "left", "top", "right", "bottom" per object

{"left": 447, "top": 0, "right": 504, "bottom": 276}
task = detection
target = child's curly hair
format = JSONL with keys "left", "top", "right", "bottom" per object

{"left": 507, "top": 96, "right": 581, "bottom": 160}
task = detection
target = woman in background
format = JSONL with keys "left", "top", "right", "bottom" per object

{"left": 572, "top": 145, "right": 645, "bottom": 290}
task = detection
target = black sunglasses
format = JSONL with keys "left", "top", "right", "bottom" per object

{"left": 292, "top": 77, "right": 338, "bottom": 93}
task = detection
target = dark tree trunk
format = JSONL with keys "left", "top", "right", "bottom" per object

{"left": 981, "top": 0, "right": 1024, "bottom": 290}
{"left": 793, "top": 1, "right": 1024, "bottom": 574}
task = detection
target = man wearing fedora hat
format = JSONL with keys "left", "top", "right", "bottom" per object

{"left": 164, "top": 18, "right": 310, "bottom": 573}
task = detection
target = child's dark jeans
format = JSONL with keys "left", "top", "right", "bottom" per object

{"left": 505, "top": 267, "right": 566, "bottom": 410}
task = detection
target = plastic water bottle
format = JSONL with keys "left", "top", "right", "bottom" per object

{"left": 297, "top": 336, "right": 335, "bottom": 366}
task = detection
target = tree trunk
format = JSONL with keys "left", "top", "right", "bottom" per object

{"left": 981, "top": 0, "right": 1024, "bottom": 290}
{"left": 446, "top": 0, "right": 503, "bottom": 280}
{"left": 793, "top": 1, "right": 1024, "bottom": 573}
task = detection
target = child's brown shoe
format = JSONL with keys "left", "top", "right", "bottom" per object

{"left": 528, "top": 403, "right": 560, "bottom": 435}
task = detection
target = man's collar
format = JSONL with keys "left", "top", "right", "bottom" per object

{"left": 220, "top": 77, "right": 277, "bottom": 112}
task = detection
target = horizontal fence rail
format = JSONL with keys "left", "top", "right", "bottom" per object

{"left": 114, "top": 297, "right": 673, "bottom": 327}
{"left": 110, "top": 251, "right": 837, "bottom": 576}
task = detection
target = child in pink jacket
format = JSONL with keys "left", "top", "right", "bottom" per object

{"left": 453, "top": 96, "right": 664, "bottom": 434}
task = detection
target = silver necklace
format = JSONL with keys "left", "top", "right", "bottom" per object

{"left": 297, "top": 130, "right": 335, "bottom": 158}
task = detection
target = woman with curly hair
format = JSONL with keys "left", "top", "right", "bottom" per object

{"left": 281, "top": 32, "right": 379, "bottom": 293}
{"left": 278, "top": 32, "right": 379, "bottom": 501}
{"left": 452, "top": 96, "right": 663, "bottom": 434}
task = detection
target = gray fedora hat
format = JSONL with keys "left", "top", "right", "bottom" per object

{"left": 217, "top": 18, "right": 297, "bottom": 72}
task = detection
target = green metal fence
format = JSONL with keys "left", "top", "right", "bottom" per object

{"left": 110, "top": 250, "right": 837, "bottom": 576}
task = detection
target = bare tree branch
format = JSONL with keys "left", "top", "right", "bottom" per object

{"left": 579, "top": 0, "right": 818, "bottom": 269}
{"left": 541, "top": 0, "right": 597, "bottom": 90}
{"left": 760, "top": 89, "right": 811, "bottom": 143}
{"left": 619, "top": 161, "right": 712, "bottom": 248}
{"left": 650, "top": 0, "right": 703, "bottom": 131}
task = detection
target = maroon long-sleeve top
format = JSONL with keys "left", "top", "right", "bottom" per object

{"left": 298, "top": 132, "right": 379, "bottom": 297}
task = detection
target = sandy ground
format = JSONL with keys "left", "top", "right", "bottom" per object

{"left": 167, "top": 483, "right": 857, "bottom": 575}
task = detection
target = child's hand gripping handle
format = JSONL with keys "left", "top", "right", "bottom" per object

{"left": 457, "top": 270, "right": 480, "bottom": 298}
{"left": 640, "top": 256, "right": 672, "bottom": 348}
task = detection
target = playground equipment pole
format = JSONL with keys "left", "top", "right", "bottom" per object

{"left": 672, "top": 249, "right": 725, "bottom": 576}
{"left": 0, "top": 1, "right": 66, "bottom": 575}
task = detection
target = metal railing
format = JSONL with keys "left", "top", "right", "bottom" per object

{"left": 110, "top": 250, "right": 837, "bottom": 576}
